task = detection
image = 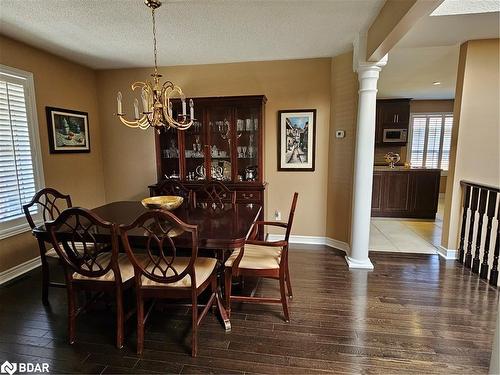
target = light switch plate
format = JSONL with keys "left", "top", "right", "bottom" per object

{"left": 336, "top": 130, "right": 345, "bottom": 139}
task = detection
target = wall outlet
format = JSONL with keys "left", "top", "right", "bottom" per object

{"left": 274, "top": 209, "right": 282, "bottom": 221}
{"left": 335, "top": 130, "right": 345, "bottom": 139}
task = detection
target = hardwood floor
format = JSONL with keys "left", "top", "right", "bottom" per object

{"left": 0, "top": 245, "right": 498, "bottom": 374}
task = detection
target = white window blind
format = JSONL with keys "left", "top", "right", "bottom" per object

{"left": 0, "top": 65, "right": 44, "bottom": 239}
{"left": 409, "top": 113, "right": 453, "bottom": 171}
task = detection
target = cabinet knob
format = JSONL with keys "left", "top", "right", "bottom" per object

{"left": 243, "top": 193, "right": 254, "bottom": 199}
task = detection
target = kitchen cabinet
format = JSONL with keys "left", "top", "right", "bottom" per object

{"left": 375, "top": 99, "right": 411, "bottom": 145}
{"left": 371, "top": 168, "right": 440, "bottom": 218}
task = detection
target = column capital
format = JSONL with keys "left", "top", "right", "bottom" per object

{"left": 353, "top": 33, "right": 388, "bottom": 74}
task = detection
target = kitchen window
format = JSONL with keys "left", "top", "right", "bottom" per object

{"left": 0, "top": 65, "right": 45, "bottom": 239}
{"left": 408, "top": 113, "right": 453, "bottom": 172}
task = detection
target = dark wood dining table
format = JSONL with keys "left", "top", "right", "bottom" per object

{"left": 33, "top": 200, "right": 262, "bottom": 331}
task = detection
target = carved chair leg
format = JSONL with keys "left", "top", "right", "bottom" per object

{"left": 224, "top": 268, "right": 232, "bottom": 318}
{"left": 191, "top": 294, "right": 198, "bottom": 357}
{"left": 38, "top": 240, "right": 50, "bottom": 305}
{"left": 279, "top": 274, "right": 290, "bottom": 323}
{"left": 136, "top": 294, "right": 144, "bottom": 355}
{"left": 115, "top": 287, "right": 124, "bottom": 349}
{"left": 66, "top": 281, "right": 76, "bottom": 344}
{"left": 285, "top": 262, "right": 293, "bottom": 299}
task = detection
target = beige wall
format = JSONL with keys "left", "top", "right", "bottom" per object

{"left": 326, "top": 52, "right": 358, "bottom": 242}
{"left": 442, "top": 39, "right": 500, "bottom": 250}
{"left": 0, "top": 36, "right": 106, "bottom": 272}
{"left": 96, "top": 58, "right": 332, "bottom": 237}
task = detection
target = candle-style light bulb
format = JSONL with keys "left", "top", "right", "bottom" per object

{"left": 189, "top": 99, "right": 194, "bottom": 119}
{"left": 116, "top": 91, "right": 123, "bottom": 115}
{"left": 181, "top": 95, "right": 187, "bottom": 117}
{"left": 133, "top": 98, "right": 140, "bottom": 120}
{"left": 141, "top": 88, "right": 149, "bottom": 113}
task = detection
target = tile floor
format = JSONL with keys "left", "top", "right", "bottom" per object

{"left": 369, "top": 195, "right": 444, "bottom": 254}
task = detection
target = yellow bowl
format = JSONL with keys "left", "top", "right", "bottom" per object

{"left": 141, "top": 196, "right": 184, "bottom": 211}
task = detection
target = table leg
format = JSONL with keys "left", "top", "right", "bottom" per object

{"left": 215, "top": 249, "right": 231, "bottom": 331}
{"left": 215, "top": 286, "right": 231, "bottom": 331}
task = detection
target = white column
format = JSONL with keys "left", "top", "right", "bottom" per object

{"left": 346, "top": 37, "right": 387, "bottom": 270}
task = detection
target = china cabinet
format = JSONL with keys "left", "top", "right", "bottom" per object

{"left": 150, "top": 95, "right": 267, "bottom": 212}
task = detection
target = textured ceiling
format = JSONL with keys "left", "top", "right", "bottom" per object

{"left": 0, "top": 0, "right": 384, "bottom": 69}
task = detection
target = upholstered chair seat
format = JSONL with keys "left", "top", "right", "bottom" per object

{"left": 225, "top": 244, "right": 282, "bottom": 270}
{"left": 140, "top": 256, "right": 217, "bottom": 288}
{"left": 72, "top": 253, "right": 135, "bottom": 282}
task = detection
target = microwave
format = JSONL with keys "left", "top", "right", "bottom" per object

{"left": 383, "top": 128, "right": 407, "bottom": 143}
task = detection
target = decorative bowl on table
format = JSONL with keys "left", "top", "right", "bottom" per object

{"left": 141, "top": 196, "right": 183, "bottom": 211}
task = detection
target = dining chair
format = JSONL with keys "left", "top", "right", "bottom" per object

{"left": 46, "top": 207, "right": 135, "bottom": 349}
{"left": 224, "top": 192, "right": 298, "bottom": 322}
{"left": 193, "top": 180, "right": 236, "bottom": 207}
{"left": 23, "top": 187, "right": 72, "bottom": 305}
{"left": 155, "top": 179, "right": 193, "bottom": 206}
{"left": 119, "top": 209, "right": 219, "bottom": 357}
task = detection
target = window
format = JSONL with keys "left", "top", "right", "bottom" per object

{"left": 0, "top": 65, "right": 44, "bottom": 239}
{"left": 408, "top": 113, "right": 453, "bottom": 172}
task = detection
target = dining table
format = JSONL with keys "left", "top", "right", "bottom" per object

{"left": 32, "top": 200, "right": 262, "bottom": 331}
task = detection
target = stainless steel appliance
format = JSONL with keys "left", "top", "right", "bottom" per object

{"left": 382, "top": 128, "right": 407, "bottom": 143}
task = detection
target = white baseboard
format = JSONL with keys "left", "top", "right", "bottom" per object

{"left": 0, "top": 257, "right": 41, "bottom": 285}
{"left": 437, "top": 246, "right": 457, "bottom": 260}
{"left": 266, "top": 234, "right": 350, "bottom": 253}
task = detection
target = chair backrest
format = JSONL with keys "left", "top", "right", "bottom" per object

{"left": 23, "top": 188, "right": 72, "bottom": 229}
{"left": 46, "top": 207, "right": 119, "bottom": 281}
{"left": 284, "top": 192, "right": 299, "bottom": 242}
{"left": 119, "top": 210, "right": 199, "bottom": 287}
{"left": 155, "top": 179, "right": 192, "bottom": 204}
{"left": 194, "top": 181, "right": 236, "bottom": 207}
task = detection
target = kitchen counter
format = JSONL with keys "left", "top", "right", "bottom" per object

{"left": 373, "top": 166, "right": 441, "bottom": 172}
{"left": 372, "top": 168, "right": 440, "bottom": 219}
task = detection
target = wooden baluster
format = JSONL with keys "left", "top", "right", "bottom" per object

{"left": 489, "top": 201, "right": 500, "bottom": 286}
{"left": 464, "top": 187, "right": 479, "bottom": 268}
{"left": 458, "top": 185, "right": 471, "bottom": 264}
{"left": 480, "top": 191, "right": 497, "bottom": 279}
{"left": 472, "top": 189, "right": 488, "bottom": 273}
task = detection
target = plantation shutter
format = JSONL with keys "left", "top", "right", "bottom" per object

{"left": 0, "top": 78, "right": 37, "bottom": 222}
{"left": 440, "top": 115, "right": 453, "bottom": 170}
{"left": 425, "top": 116, "right": 443, "bottom": 169}
{"left": 410, "top": 117, "right": 426, "bottom": 168}
{"left": 409, "top": 113, "right": 453, "bottom": 171}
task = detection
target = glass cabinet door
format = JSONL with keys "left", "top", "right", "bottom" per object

{"left": 235, "top": 105, "right": 260, "bottom": 182}
{"left": 184, "top": 107, "right": 205, "bottom": 181}
{"left": 159, "top": 128, "right": 180, "bottom": 179}
{"left": 208, "top": 106, "right": 233, "bottom": 181}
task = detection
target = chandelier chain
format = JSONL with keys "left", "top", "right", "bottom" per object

{"left": 151, "top": 8, "right": 158, "bottom": 75}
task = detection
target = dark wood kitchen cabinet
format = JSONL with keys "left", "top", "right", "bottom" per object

{"left": 371, "top": 168, "right": 440, "bottom": 218}
{"left": 375, "top": 99, "right": 411, "bottom": 145}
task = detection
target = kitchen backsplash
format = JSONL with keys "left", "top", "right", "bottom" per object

{"left": 374, "top": 145, "right": 407, "bottom": 165}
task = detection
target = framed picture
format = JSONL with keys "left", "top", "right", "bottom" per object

{"left": 277, "top": 109, "right": 316, "bottom": 171}
{"left": 46, "top": 107, "right": 90, "bottom": 153}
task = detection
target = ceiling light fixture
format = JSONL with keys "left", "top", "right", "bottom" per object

{"left": 116, "top": 0, "right": 194, "bottom": 132}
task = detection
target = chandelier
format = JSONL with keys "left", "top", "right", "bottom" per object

{"left": 116, "top": 0, "right": 194, "bottom": 132}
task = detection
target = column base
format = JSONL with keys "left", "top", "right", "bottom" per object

{"left": 345, "top": 256, "right": 374, "bottom": 270}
